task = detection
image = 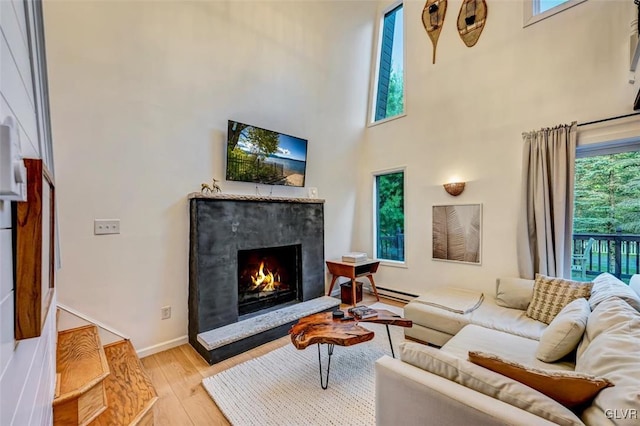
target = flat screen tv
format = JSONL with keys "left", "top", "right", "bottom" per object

{"left": 226, "top": 120, "right": 307, "bottom": 187}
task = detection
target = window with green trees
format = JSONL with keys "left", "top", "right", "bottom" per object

{"left": 572, "top": 148, "right": 640, "bottom": 281}
{"left": 375, "top": 170, "right": 405, "bottom": 262}
{"left": 372, "top": 3, "right": 404, "bottom": 123}
{"left": 574, "top": 150, "right": 640, "bottom": 234}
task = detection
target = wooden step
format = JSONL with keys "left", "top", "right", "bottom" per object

{"left": 92, "top": 340, "right": 158, "bottom": 426}
{"left": 54, "top": 325, "right": 110, "bottom": 425}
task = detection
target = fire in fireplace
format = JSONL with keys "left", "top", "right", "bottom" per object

{"left": 237, "top": 244, "right": 302, "bottom": 316}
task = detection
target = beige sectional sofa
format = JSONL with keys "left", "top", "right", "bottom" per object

{"left": 375, "top": 273, "right": 640, "bottom": 426}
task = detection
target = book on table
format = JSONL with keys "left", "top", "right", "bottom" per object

{"left": 342, "top": 252, "right": 368, "bottom": 263}
{"left": 348, "top": 306, "right": 378, "bottom": 319}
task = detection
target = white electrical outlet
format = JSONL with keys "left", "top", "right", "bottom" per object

{"left": 94, "top": 219, "right": 120, "bottom": 235}
{"left": 161, "top": 306, "right": 171, "bottom": 320}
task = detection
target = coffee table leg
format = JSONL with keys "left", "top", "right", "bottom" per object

{"left": 317, "top": 343, "right": 334, "bottom": 390}
{"left": 386, "top": 325, "right": 395, "bottom": 358}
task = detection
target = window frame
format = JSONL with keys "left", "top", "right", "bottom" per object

{"left": 25, "top": 0, "right": 54, "bottom": 174}
{"left": 372, "top": 166, "right": 407, "bottom": 267}
{"left": 368, "top": 0, "right": 406, "bottom": 127}
{"left": 572, "top": 141, "right": 640, "bottom": 282}
{"left": 523, "top": 0, "right": 587, "bottom": 28}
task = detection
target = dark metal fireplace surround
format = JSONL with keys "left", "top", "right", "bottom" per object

{"left": 188, "top": 193, "right": 325, "bottom": 364}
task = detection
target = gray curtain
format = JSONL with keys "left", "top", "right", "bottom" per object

{"left": 517, "top": 122, "right": 577, "bottom": 279}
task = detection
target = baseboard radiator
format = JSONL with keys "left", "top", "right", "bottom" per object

{"left": 329, "top": 282, "right": 417, "bottom": 303}
{"left": 375, "top": 286, "right": 418, "bottom": 303}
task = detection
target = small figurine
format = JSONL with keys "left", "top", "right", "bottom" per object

{"left": 201, "top": 178, "right": 222, "bottom": 194}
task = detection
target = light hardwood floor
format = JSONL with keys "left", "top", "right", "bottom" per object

{"left": 141, "top": 295, "right": 405, "bottom": 425}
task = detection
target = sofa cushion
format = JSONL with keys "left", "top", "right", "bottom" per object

{"left": 399, "top": 342, "right": 584, "bottom": 425}
{"left": 442, "top": 324, "right": 575, "bottom": 371}
{"left": 405, "top": 296, "right": 547, "bottom": 341}
{"left": 526, "top": 274, "right": 592, "bottom": 324}
{"left": 629, "top": 274, "right": 640, "bottom": 298}
{"left": 536, "top": 298, "right": 590, "bottom": 363}
{"left": 589, "top": 272, "right": 640, "bottom": 313}
{"left": 575, "top": 297, "right": 640, "bottom": 426}
{"left": 469, "top": 351, "right": 613, "bottom": 409}
{"left": 495, "top": 277, "right": 534, "bottom": 310}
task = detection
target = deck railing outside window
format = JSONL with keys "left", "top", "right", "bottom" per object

{"left": 379, "top": 229, "right": 405, "bottom": 261}
{"left": 572, "top": 233, "right": 640, "bottom": 283}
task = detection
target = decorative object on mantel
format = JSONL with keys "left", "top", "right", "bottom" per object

{"left": 443, "top": 181, "right": 465, "bottom": 196}
{"left": 457, "top": 0, "right": 487, "bottom": 47}
{"left": 201, "top": 178, "right": 221, "bottom": 194}
{"left": 422, "top": 0, "right": 448, "bottom": 64}
{"left": 308, "top": 187, "right": 318, "bottom": 199}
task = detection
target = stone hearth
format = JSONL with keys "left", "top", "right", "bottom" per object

{"left": 188, "top": 193, "right": 331, "bottom": 364}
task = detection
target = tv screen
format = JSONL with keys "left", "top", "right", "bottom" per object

{"left": 226, "top": 120, "right": 307, "bottom": 187}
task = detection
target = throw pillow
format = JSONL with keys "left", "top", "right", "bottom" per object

{"left": 525, "top": 274, "right": 592, "bottom": 324}
{"left": 469, "top": 351, "right": 613, "bottom": 409}
{"left": 536, "top": 298, "right": 590, "bottom": 362}
{"left": 495, "top": 277, "right": 534, "bottom": 310}
{"left": 398, "top": 342, "right": 584, "bottom": 425}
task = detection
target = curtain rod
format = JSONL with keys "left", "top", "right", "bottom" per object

{"left": 577, "top": 112, "right": 640, "bottom": 127}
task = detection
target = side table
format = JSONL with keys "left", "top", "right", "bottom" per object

{"left": 326, "top": 259, "right": 380, "bottom": 306}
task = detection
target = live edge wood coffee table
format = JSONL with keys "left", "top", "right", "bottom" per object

{"left": 289, "top": 309, "right": 412, "bottom": 389}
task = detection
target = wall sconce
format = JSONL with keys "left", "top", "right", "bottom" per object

{"left": 443, "top": 182, "right": 465, "bottom": 196}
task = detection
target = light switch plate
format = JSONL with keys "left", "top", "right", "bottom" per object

{"left": 94, "top": 219, "right": 120, "bottom": 235}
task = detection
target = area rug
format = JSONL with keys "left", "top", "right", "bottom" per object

{"left": 202, "top": 302, "right": 404, "bottom": 426}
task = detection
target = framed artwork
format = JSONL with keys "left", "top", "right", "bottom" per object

{"left": 14, "top": 159, "right": 55, "bottom": 340}
{"left": 432, "top": 204, "right": 482, "bottom": 265}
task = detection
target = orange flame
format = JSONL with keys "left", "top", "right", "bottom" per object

{"left": 250, "top": 262, "right": 281, "bottom": 292}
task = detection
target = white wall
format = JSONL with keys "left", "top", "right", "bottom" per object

{"left": 0, "top": 0, "right": 56, "bottom": 424}
{"left": 356, "top": 0, "right": 638, "bottom": 295}
{"left": 45, "top": 0, "right": 376, "bottom": 354}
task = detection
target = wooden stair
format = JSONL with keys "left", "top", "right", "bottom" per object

{"left": 54, "top": 325, "right": 110, "bottom": 425}
{"left": 54, "top": 324, "right": 158, "bottom": 425}
{"left": 92, "top": 340, "right": 158, "bottom": 426}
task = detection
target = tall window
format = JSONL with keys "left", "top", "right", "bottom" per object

{"left": 537, "top": 0, "right": 569, "bottom": 14}
{"left": 524, "top": 0, "right": 586, "bottom": 27}
{"left": 372, "top": 3, "right": 404, "bottom": 123}
{"left": 374, "top": 170, "right": 405, "bottom": 262}
{"left": 572, "top": 145, "right": 640, "bottom": 283}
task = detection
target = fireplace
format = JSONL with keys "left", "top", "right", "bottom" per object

{"left": 237, "top": 244, "right": 301, "bottom": 316}
{"left": 188, "top": 193, "right": 326, "bottom": 364}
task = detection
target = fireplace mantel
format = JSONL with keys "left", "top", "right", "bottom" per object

{"left": 187, "top": 192, "right": 324, "bottom": 204}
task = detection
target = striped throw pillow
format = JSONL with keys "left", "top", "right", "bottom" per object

{"left": 525, "top": 274, "right": 592, "bottom": 324}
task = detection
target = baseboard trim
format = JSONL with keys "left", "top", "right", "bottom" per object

{"left": 57, "top": 302, "right": 130, "bottom": 340}
{"left": 137, "top": 335, "right": 188, "bottom": 358}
